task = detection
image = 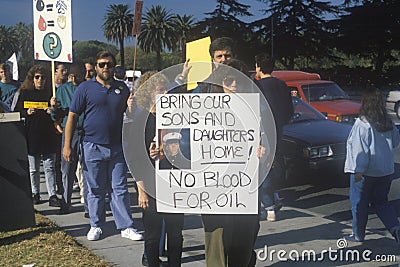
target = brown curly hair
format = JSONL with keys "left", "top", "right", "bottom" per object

{"left": 134, "top": 71, "right": 169, "bottom": 111}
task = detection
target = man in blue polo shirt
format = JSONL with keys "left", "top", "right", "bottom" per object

{"left": 63, "top": 51, "right": 143, "bottom": 242}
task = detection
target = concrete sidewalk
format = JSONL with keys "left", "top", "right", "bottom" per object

{"left": 35, "top": 177, "right": 400, "bottom": 266}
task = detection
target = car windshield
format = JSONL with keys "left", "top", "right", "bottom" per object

{"left": 302, "top": 83, "right": 349, "bottom": 102}
{"left": 289, "top": 97, "right": 327, "bottom": 123}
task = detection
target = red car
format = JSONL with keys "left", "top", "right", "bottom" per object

{"left": 272, "top": 71, "right": 361, "bottom": 124}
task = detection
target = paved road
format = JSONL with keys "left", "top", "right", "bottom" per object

{"left": 32, "top": 111, "right": 400, "bottom": 266}
{"left": 35, "top": 167, "right": 400, "bottom": 266}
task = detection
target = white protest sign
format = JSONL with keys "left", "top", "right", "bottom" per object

{"left": 33, "top": 0, "right": 72, "bottom": 62}
{"left": 155, "top": 93, "right": 260, "bottom": 214}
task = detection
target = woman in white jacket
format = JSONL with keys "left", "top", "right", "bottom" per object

{"left": 344, "top": 87, "right": 400, "bottom": 243}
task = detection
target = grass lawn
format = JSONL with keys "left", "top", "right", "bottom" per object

{"left": 0, "top": 212, "right": 109, "bottom": 266}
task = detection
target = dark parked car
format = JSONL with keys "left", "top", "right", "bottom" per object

{"left": 281, "top": 97, "right": 352, "bottom": 181}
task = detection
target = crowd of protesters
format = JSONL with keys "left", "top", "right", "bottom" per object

{"left": 1, "top": 35, "right": 400, "bottom": 267}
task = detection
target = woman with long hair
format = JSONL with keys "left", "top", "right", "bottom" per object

{"left": 128, "top": 71, "right": 184, "bottom": 267}
{"left": 14, "top": 64, "right": 60, "bottom": 207}
{"left": 344, "top": 87, "right": 400, "bottom": 243}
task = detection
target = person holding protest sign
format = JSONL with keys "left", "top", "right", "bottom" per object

{"left": 203, "top": 60, "right": 267, "bottom": 267}
{"left": 131, "top": 71, "right": 184, "bottom": 267}
{"left": 50, "top": 64, "right": 87, "bottom": 215}
{"left": 172, "top": 37, "right": 266, "bottom": 266}
{"left": 13, "top": 64, "right": 60, "bottom": 207}
{"left": 62, "top": 51, "right": 142, "bottom": 242}
{"left": 53, "top": 62, "right": 68, "bottom": 196}
{"left": 170, "top": 37, "right": 235, "bottom": 95}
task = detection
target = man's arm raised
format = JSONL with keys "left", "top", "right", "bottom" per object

{"left": 62, "top": 112, "right": 78, "bottom": 162}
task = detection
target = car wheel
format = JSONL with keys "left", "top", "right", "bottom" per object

{"left": 396, "top": 102, "right": 400, "bottom": 119}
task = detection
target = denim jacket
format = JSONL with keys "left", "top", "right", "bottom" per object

{"left": 344, "top": 117, "right": 400, "bottom": 177}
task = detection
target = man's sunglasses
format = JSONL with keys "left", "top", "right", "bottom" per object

{"left": 97, "top": 62, "right": 115, "bottom": 68}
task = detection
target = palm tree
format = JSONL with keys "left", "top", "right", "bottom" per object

{"left": 103, "top": 4, "right": 134, "bottom": 67}
{"left": 138, "top": 5, "right": 176, "bottom": 70}
{"left": 0, "top": 25, "right": 19, "bottom": 62}
{"left": 11, "top": 22, "right": 34, "bottom": 78}
{"left": 173, "top": 15, "right": 196, "bottom": 62}
{"left": 12, "top": 22, "right": 34, "bottom": 58}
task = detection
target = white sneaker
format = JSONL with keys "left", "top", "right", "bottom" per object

{"left": 87, "top": 227, "right": 102, "bottom": 241}
{"left": 121, "top": 228, "right": 143, "bottom": 241}
{"left": 267, "top": 210, "right": 276, "bottom": 222}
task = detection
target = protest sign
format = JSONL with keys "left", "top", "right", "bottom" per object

{"left": 33, "top": 0, "right": 72, "bottom": 63}
{"left": 186, "top": 37, "right": 212, "bottom": 91}
{"left": 155, "top": 93, "right": 260, "bottom": 214}
{"left": 24, "top": 101, "right": 48, "bottom": 109}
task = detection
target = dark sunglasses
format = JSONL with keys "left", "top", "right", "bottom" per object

{"left": 34, "top": 75, "right": 45, "bottom": 80}
{"left": 97, "top": 62, "right": 115, "bottom": 68}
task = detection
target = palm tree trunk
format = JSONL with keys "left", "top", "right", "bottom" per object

{"left": 156, "top": 50, "right": 161, "bottom": 71}
{"left": 120, "top": 38, "right": 125, "bottom": 67}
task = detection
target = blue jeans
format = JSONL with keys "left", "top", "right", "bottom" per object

{"left": 350, "top": 173, "right": 399, "bottom": 240}
{"left": 259, "top": 175, "right": 274, "bottom": 210}
{"left": 83, "top": 141, "right": 133, "bottom": 229}
{"left": 61, "top": 132, "right": 81, "bottom": 207}
{"left": 259, "top": 160, "right": 282, "bottom": 211}
{"left": 28, "top": 153, "right": 56, "bottom": 197}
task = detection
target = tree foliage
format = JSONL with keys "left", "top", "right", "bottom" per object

{"left": 138, "top": 5, "right": 176, "bottom": 70}
{"left": 173, "top": 15, "right": 196, "bottom": 62}
{"left": 335, "top": 0, "right": 400, "bottom": 73}
{"left": 103, "top": 4, "right": 134, "bottom": 66}
{"left": 196, "top": 0, "right": 252, "bottom": 58}
{"left": 73, "top": 40, "right": 118, "bottom": 66}
{"left": 251, "top": 0, "right": 338, "bottom": 69}
{"left": 0, "top": 25, "right": 19, "bottom": 62}
{"left": 2, "top": 0, "right": 400, "bottom": 87}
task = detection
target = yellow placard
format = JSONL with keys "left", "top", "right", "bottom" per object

{"left": 24, "top": 101, "right": 48, "bottom": 109}
{"left": 186, "top": 37, "right": 212, "bottom": 90}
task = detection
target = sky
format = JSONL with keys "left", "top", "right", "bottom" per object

{"left": 1, "top": 0, "right": 342, "bottom": 46}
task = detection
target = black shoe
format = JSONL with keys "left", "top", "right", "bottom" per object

{"left": 32, "top": 193, "right": 40, "bottom": 205}
{"left": 59, "top": 204, "right": 70, "bottom": 215}
{"left": 141, "top": 254, "right": 165, "bottom": 267}
{"left": 141, "top": 254, "right": 148, "bottom": 266}
{"left": 84, "top": 212, "right": 90, "bottom": 219}
{"left": 56, "top": 185, "right": 64, "bottom": 195}
{"left": 49, "top": 195, "right": 61, "bottom": 207}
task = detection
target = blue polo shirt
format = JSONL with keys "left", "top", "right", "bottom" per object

{"left": 70, "top": 79, "right": 129, "bottom": 145}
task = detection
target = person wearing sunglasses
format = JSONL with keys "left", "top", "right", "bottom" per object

{"left": 62, "top": 51, "right": 142, "bottom": 242}
{"left": 13, "top": 64, "right": 61, "bottom": 208}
